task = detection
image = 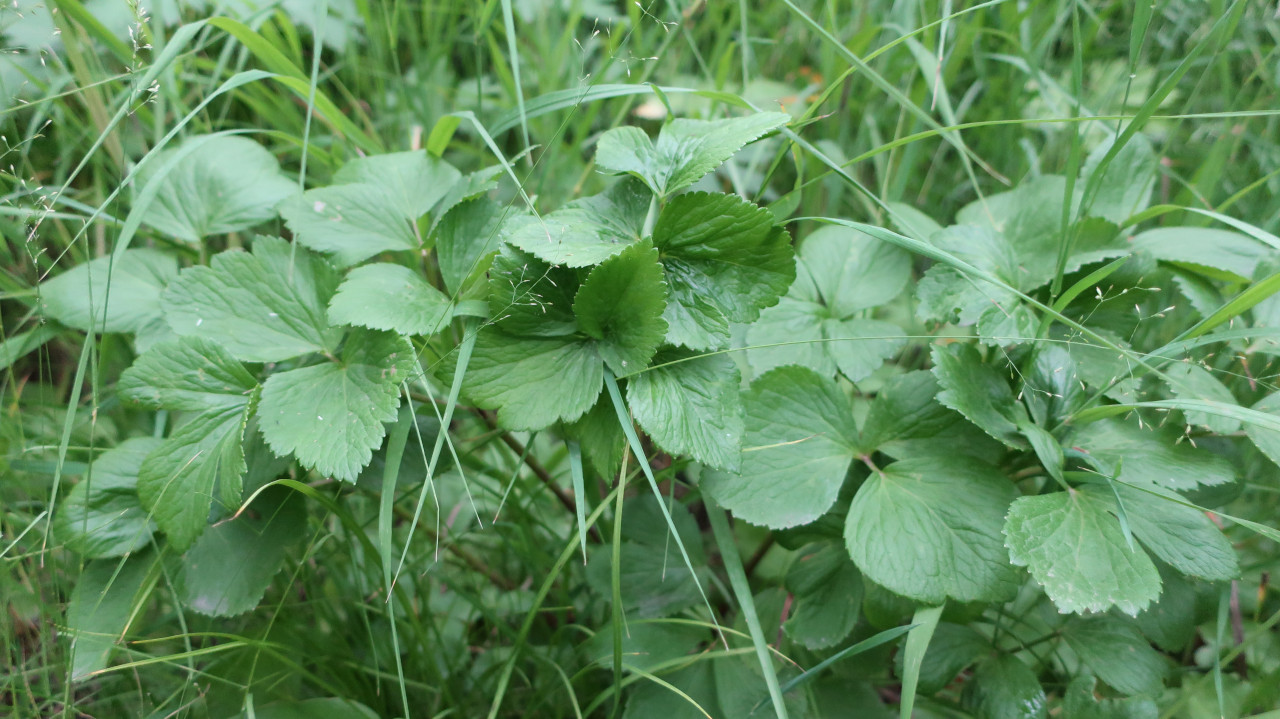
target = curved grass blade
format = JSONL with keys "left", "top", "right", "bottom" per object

{"left": 899, "top": 605, "right": 945, "bottom": 719}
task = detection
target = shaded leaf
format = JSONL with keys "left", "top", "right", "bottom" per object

{"left": 55, "top": 438, "right": 162, "bottom": 558}
{"left": 1062, "top": 615, "right": 1168, "bottom": 696}
{"left": 932, "top": 342, "right": 1026, "bottom": 447}
{"left": 960, "top": 655, "right": 1048, "bottom": 719}
{"left": 118, "top": 336, "right": 258, "bottom": 412}
{"left": 66, "top": 551, "right": 157, "bottom": 680}
{"left": 1072, "top": 418, "right": 1236, "bottom": 491}
{"left": 39, "top": 249, "right": 177, "bottom": 335}
{"left": 433, "top": 196, "right": 512, "bottom": 296}
{"left": 462, "top": 330, "right": 603, "bottom": 430}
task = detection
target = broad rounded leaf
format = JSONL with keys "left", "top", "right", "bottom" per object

{"left": 961, "top": 655, "right": 1047, "bottom": 719}
{"left": 462, "top": 330, "right": 604, "bottom": 431}
{"left": 39, "top": 249, "right": 177, "bottom": 335}
{"left": 796, "top": 224, "right": 911, "bottom": 316}
{"left": 702, "top": 366, "right": 857, "bottom": 528}
{"left": 846, "top": 455, "right": 1020, "bottom": 603}
{"left": 54, "top": 438, "right": 162, "bottom": 558}
{"left": 331, "top": 149, "right": 460, "bottom": 219}
{"left": 257, "top": 330, "right": 414, "bottom": 482}
{"left": 1062, "top": 616, "right": 1168, "bottom": 696}
{"left": 573, "top": 240, "right": 668, "bottom": 374}
{"left": 66, "top": 552, "right": 157, "bottom": 680}
{"left": 506, "top": 178, "right": 648, "bottom": 267}
{"left": 433, "top": 196, "right": 512, "bottom": 296}
{"left": 328, "top": 263, "right": 452, "bottom": 336}
{"left": 856, "top": 370, "right": 957, "bottom": 454}
{"left": 137, "top": 135, "right": 294, "bottom": 243}
{"left": 162, "top": 236, "right": 342, "bottom": 362}
{"left": 1072, "top": 418, "right": 1235, "bottom": 491}
{"left": 1004, "top": 491, "right": 1161, "bottom": 616}
{"left": 783, "top": 543, "right": 863, "bottom": 649}
{"left": 628, "top": 351, "right": 744, "bottom": 471}
{"left": 279, "top": 183, "right": 420, "bottom": 266}
{"left": 1131, "top": 227, "right": 1265, "bottom": 282}
{"left": 745, "top": 297, "right": 831, "bottom": 376}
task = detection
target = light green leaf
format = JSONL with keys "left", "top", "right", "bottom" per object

{"left": 1004, "top": 491, "right": 1162, "bottom": 616}
{"left": 824, "top": 318, "right": 905, "bottom": 382}
{"left": 279, "top": 183, "right": 420, "bottom": 266}
{"left": 54, "top": 438, "right": 162, "bottom": 559}
{"left": 960, "top": 655, "right": 1047, "bottom": 719}
{"left": 1082, "top": 134, "right": 1157, "bottom": 224}
{"left": 433, "top": 196, "right": 512, "bottom": 296}
{"left": 574, "top": 240, "right": 668, "bottom": 374}
{"left": 66, "top": 551, "right": 157, "bottom": 680}
{"left": 161, "top": 236, "right": 342, "bottom": 362}
{"left": 462, "top": 330, "right": 604, "bottom": 430}
{"left": 1062, "top": 616, "right": 1168, "bottom": 696}
{"left": 39, "top": 249, "right": 177, "bottom": 335}
{"left": 176, "top": 487, "right": 305, "bottom": 616}
{"left": 1131, "top": 227, "right": 1265, "bottom": 282}
{"left": 783, "top": 543, "right": 863, "bottom": 650}
{"left": 431, "top": 165, "right": 504, "bottom": 231}
{"left": 328, "top": 263, "right": 452, "bottom": 336}
{"left": 1246, "top": 391, "right": 1280, "bottom": 468}
{"left": 745, "top": 297, "right": 831, "bottom": 376}
{"left": 257, "top": 329, "right": 414, "bottom": 481}
{"left": 932, "top": 343, "right": 1026, "bottom": 447}
{"left": 1160, "top": 362, "right": 1240, "bottom": 433}
{"left": 137, "top": 135, "right": 295, "bottom": 243}
{"left": 1071, "top": 418, "right": 1235, "bottom": 491}
{"left": 628, "top": 351, "right": 744, "bottom": 471}
{"left": 701, "top": 366, "right": 857, "bottom": 529}
{"left": 118, "top": 336, "right": 258, "bottom": 412}
{"left": 506, "top": 178, "right": 648, "bottom": 267}
{"left": 796, "top": 224, "right": 912, "bottom": 316}
{"left": 654, "top": 192, "right": 794, "bottom": 348}
{"left": 331, "top": 149, "right": 460, "bottom": 219}
{"left": 846, "top": 455, "right": 1020, "bottom": 603}
{"left": 595, "top": 112, "right": 789, "bottom": 196}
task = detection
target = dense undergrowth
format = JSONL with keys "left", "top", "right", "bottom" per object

{"left": 3, "top": 1, "right": 1280, "bottom": 718}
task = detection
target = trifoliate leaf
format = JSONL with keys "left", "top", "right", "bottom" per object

{"left": 595, "top": 112, "right": 789, "bottom": 197}
{"left": 654, "top": 192, "right": 794, "bottom": 349}
{"left": 960, "top": 655, "right": 1047, "bottom": 719}
{"left": 783, "top": 543, "right": 863, "bottom": 649}
{"left": 487, "top": 245, "right": 579, "bottom": 337}
{"left": 1082, "top": 134, "right": 1157, "bottom": 224}
{"left": 257, "top": 329, "right": 413, "bottom": 482}
{"left": 176, "top": 487, "right": 305, "bottom": 617}
{"left": 1160, "top": 362, "right": 1240, "bottom": 433}
{"left": 279, "top": 183, "right": 420, "bottom": 266}
{"left": 66, "top": 551, "right": 157, "bottom": 680}
{"left": 1131, "top": 227, "right": 1264, "bottom": 282}
{"left": 39, "top": 249, "right": 177, "bottom": 335}
{"left": 462, "top": 330, "right": 604, "bottom": 430}
{"left": 573, "top": 240, "right": 667, "bottom": 374}
{"left": 138, "top": 403, "right": 253, "bottom": 551}
{"left": 1062, "top": 616, "right": 1168, "bottom": 696}
{"left": 506, "top": 178, "right": 648, "bottom": 267}
{"left": 846, "top": 455, "right": 1020, "bottom": 603}
{"left": 1080, "top": 482, "right": 1238, "bottom": 581}
{"left": 433, "top": 196, "right": 512, "bottom": 296}
{"left": 932, "top": 343, "right": 1027, "bottom": 447}
{"left": 162, "top": 236, "right": 342, "bottom": 362}
{"left": 1072, "top": 418, "right": 1236, "bottom": 491}
{"left": 627, "top": 351, "right": 744, "bottom": 471}
{"left": 137, "top": 135, "right": 295, "bottom": 243}
{"left": 328, "top": 263, "right": 452, "bottom": 336}
{"left": 118, "top": 336, "right": 258, "bottom": 412}
{"left": 54, "top": 438, "right": 161, "bottom": 559}
{"left": 331, "top": 150, "right": 460, "bottom": 219}
{"left": 796, "top": 224, "right": 912, "bottom": 316}
{"left": 1004, "top": 491, "right": 1162, "bottom": 616}
{"left": 701, "top": 366, "right": 858, "bottom": 529}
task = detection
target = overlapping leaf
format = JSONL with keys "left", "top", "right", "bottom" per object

{"left": 506, "top": 178, "right": 648, "bottom": 267}
{"left": 55, "top": 438, "right": 162, "bottom": 558}
{"left": 328, "top": 263, "right": 453, "bottom": 336}
{"left": 627, "top": 351, "right": 744, "bottom": 471}
{"left": 39, "top": 249, "right": 177, "bottom": 335}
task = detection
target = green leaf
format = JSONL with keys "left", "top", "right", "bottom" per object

{"left": 54, "top": 438, "right": 162, "bottom": 559}
{"left": 960, "top": 655, "right": 1048, "bottom": 719}
{"left": 279, "top": 183, "right": 420, "bottom": 266}
{"left": 856, "top": 370, "right": 958, "bottom": 453}
{"left": 1080, "top": 482, "right": 1238, "bottom": 581}
{"left": 908, "top": 622, "right": 990, "bottom": 694}
{"left": 1160, "top": 362, "right": 1240, "bottom": 433}
{"left": 1246, "top": 391, "right": 1280, "bottom": 468}
{"left": 328, "top": 263, "right": 452, "bottom": 336}
{"left": 488, "top": 245, "right": 579, "bottom": 337}
{"left": 564, "top": 393, "right": 626, "bottom": 479}
{"left": 595, "top": 112, "right": 789, "bottom": 196}
{"left": 846, "top": 455, "right": 1020, "bottom": 603}
{"left": 234, "top": 698, "right": 379, "bottom": 719}
{"left": 137, "top": 135, "right": 295, "bottom": 243}
{"left": 137, "top": 403, "right": 253, "bottom": 551}
{"left": 702, "top": 366, "right": 858, "bottom": 528}
{"left": 66, "top": 551, "right": 157, "bottom": 680}
{"left": 1131, "top": 227, "right": 1265, "bottom": 282}
{"left": 1061, "top": 616, "right": 1168, "bottom": 696}
{"left": 462, "top": 330, "right": 604, "bottom": 430}
{"left": 573, "top": 240, "right": 668, "bottom": 374}
{"left": 118, "top": 336, "right": 259, "bottom": 412}
{"left": 1134, "top": 567, "right": 1198, "bottom": 652}
{"left": 1063, "top": 676, "right": 1159, "bottom": 719}
{"left": 331, "top": 149, "right": 460, "bottom": 219}
{"left": 1004, "top": 491, "right": 1161, "bottom": 616}
{"left": 932, "top": 343, "right": 1026, "bottom": 447}
{"left": 39, "top": 249, "right": 177, "bottom": 335}
{"left": 1072, "top": 418, "right": 1236, "bottom": 491}
{"left": 161, "top": 236, "right": 343, "bottom": 362}
{"left": 783, "top": 543, "right": 863, "bottom": 650}
{"left": 747, "top": 303, "right": 903, "bottom": 382}
{"left": 257, "top": 329, "right": 413, "bottom": 481}
{"left": 796, "top": 224, "right": 912, "bottom": 316}
{"left": 1023, "top": 346, "right": 1085, "bottom": 426}
{"left": 432, "top": 196, "right": 512, "bottom": 296}
{"left": 654, "top": 192, "right": 795, "bottom": 349}
{"left": 176, "top": 487, "right": 305, "bottom": 616}
{"left": 1082, "top": 134, "right": 1157, "bottom": 224}
{"left": 627, "top": 351, "right": 744, "bottom": 471}
{"left": 506, "top": 178, "right": 648, "bottom": 267}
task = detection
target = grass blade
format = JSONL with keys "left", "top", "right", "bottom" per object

{"left": 899, "top": 605, "right": 944, "bottom": 719}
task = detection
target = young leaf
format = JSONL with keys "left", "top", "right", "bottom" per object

{"left": 932, "top": 343, "right": 1027, "bottom": 447}
{"left": 176, "top": 487, "right": 305, "bottom": 616}
{"left": 257, "top": 329, "right": 414, "bottom": 481}
{"left": 960, "top": 655, "right": 1047, "bottom": 719}
{"left": 653, "top": 192, "right": 795, "bottom": 349}
{"left": 1004, "top": 491, "right": 1161, "bottom": 616}
{"left": 331, "top": 149, "right": 460, "bottom": 219}
{"left": 1061, "top": 616, "right": 1168, "bottom": 696}
{"left": 595, "top": 112, "right": 789, "bottom": 197}
{"left": 66, "top": 552, "right": 157, "bottom": 680}
{"left": 627, "top": 351, "right": 745, "bottom": 471}
{"left": 701, "top": 366, "right": 858, "bottom": 528}
{"left": 506, "top": 178, "right": 648, "bottom": 267}
{"left": 1072, "top": 418, "right": 1236, "bottom": 491}
{"left": 161, "top": 236, "right": 342, "bottom": 362}
{"left": 327, "top": 263, "right": 453, "bottom": 336}
{"left": 462, "top": 331, "right": 604, "bottom": 430}
{"left": 573, "top": 240, "right": 667, "bottom": 374}
{"left": 279, "top": 183, "right": 421, "bottom": 266}
{"left": 137, "top": 135, "right": 295, "bottom": 243}
{"left": 54, "top": 438, "right": 162, "bottom": 559}
{"left": 39, "top": 249, "right": 177, "bottom": 335}
{"left": 845, "top": 455, "right": 1021, "bottom": 604}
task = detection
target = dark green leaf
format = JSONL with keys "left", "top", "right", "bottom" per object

{"left": 1072, "top": 418, "right": 1236, "bottom": 491}
{"left": 932, "top": 343, "right": 1026, "bottom": 447}
{"left": 1062, "top": 615, "right": 1168, "bottom": 696}
{"left": 784, "top": 544, "right": 863, "bottom": 649}
{"left": 118, "top": 336, "right": 258, "bottom": 412}
{"left": 573, "top": 240, "right": 668, "bottom": 374}
{"left": 960, "top": 655, "right": 1047, "bottom": 719}
{"left": 54, "top": 438, "right": 162, "bottom": 558}
{"left": 433, "top": 196, "right": 512, "bottom": 296}
{"left": 488, "top": 245, "right": 579, "bottom": 337}
{"left": 462, "top": 330, "right": 603, "bottom": 430}
{"left": 66, "top": 551, "right": 157, "bottom": 680}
